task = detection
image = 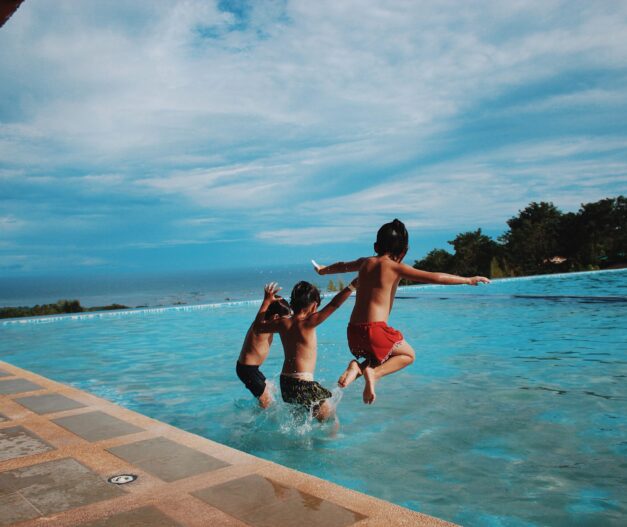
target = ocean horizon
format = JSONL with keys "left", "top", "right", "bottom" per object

{"left": 2, "top": 267, "right": 625, "bottom": 320}
{"left": 0, "top": 263, "right": 330, "bottom": 309}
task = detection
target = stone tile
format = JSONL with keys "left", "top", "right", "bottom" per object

{"left": 244, "top": 494, "right": 367, "bottom": 527}
{"left": 0, "top": 426, "right": 54, "bottom": 462}
{"left": 108, "top": 437, "right": 229, "bottom": 482}
{"left": 193, "top": 475, "right": 366, "bottom": 527}
{"left": 79, "top": 506, "right": 183, "bottom": 527}
{"left": 0, "top": 369, "right": 10, "bottom": 378}
{"left": 0, "top": 378, "right": 42, "bottom": 395}
{"left": 0, "top": 493, "right": 40, "bottom": 526}
{"left": 52, "top": 411, "right": 143, "bottom": 442}
{"left": 192, "top": 474, "right": 296, "bottom": 517}
{"left": 16, "top": 393, "right": 86, "bottom": 414}
{"left": 0, "top": 458, "right": 124, "bottom": 514}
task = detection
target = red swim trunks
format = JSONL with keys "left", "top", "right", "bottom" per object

{"left": 347, "top": 321, "right": 404, "bottom": 364}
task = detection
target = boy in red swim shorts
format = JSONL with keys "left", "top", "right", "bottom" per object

{"left": 313, "top": 219, "right": 490, "bottom": 405}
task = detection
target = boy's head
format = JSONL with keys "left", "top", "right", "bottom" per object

{"left": 375, "top": 218, "right": 408, "bottom": 259}
{"left": 289, "top": 281, "right": 321, "bottom": 313}
{"left": 265, "top": 297, "right": 291, "bottom": 320}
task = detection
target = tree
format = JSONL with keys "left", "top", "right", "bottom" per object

{"left": 413, "top": 249, "right": 455, "bottom": 274}
{"left": 327, "top": 280, "right": 337, "bottom": 292}
{"left": 409, "top": 196, "right": 625, "bottom": 280}
{"left": 576, "top": 196, "right": 627, "bottom": 267}
{"left": 448, "top": 229, "right": 499, "bottom": 277}
{"left": 500, "top": 202, "right": 564, "bottom": 274}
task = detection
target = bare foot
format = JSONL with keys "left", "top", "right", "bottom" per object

{"left": 338, "top": 360, "right": 361, "bottom": 388}
{"left": 362, "top": 366, "right": 376, "bottom": 404}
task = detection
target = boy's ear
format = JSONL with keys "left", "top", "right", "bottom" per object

{"left": 373, "top": 242, "right": 379, "bottom": 254}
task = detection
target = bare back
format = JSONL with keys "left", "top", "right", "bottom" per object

{"left": 277, "top": 316, "right": 318, "bottom": 374}
{"left": 350, "top": 256, "right": 401, "bottom": 323}
{"left": 238, "top": 324, "right": 273, "bottom": 365}
{"left": 253, "top": 282, "right": 355, "bottom": 376}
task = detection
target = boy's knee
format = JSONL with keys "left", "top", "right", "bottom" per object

{"left": 405, "top": 348, "right": 415, "bottom": 364}
{"left": 314, "top": 401, "right": 332, "bottom": 421}
{"left": 258, "top": 388, "right": 272, "bottom": 408}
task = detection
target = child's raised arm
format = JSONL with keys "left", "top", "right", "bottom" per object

{"left": 253, "top": 282, "right": 287, "bottom": 333}
{"left": 396, "top": 263, "right": 490, "bottom": 286}
{"left": 305, "top": 278, "right": 358, "bottom": 328}
{"left": 312, "top": 258, "right": 365, "bottom": 275}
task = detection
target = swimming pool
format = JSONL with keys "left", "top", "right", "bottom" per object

{"left": 2, "top": 270, "right": 626, "bottom": 526}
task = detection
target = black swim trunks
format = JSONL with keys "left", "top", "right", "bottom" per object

{"left": 236, "top": 361, "right": 267, "bottom": 398}
{"left": 280, "top": 374, "right": 332, "bottom": 409}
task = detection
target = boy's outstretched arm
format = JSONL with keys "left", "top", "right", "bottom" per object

{"left": 312, "top": 258, "right": 365, "bottom": 275}
{"left": 397, "top": 263, "right": 490, "bottom": 286}
{"left": 253, "top": 282, "right": 286, "bottom": 334}
{"left": 306, "top": 278, "right": 358, "bottom": 327}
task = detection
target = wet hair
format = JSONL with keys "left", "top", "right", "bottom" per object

{"left": 289, "top": 281, "right": 321, "bottom": 313}
{"left": 375, "top": 218, "right": 409, "bottom": 257}
{"left": 265, "top": 297, "right": 291, "bottom": 320}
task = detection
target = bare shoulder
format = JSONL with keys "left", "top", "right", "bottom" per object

{"left": 279, "top": 316, "right": 292, "bottom": 330}
{"left": 388, "top": 258, "right": 413, "bottom": 277}
{"left": 360, "top": 256, "right": 380, "bottom": 270}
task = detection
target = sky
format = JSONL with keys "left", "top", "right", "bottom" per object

{"left": 1, "top": 0, "right": 626, "bottom": 276}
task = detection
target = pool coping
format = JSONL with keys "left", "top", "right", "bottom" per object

{"left": 0, "top": 361, "right": 457, "bottom": 527}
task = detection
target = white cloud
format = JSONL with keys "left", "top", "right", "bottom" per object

{"left": 257, "top": 225, "right": 371, "bottom": 245}
{"left": 1, "top": 1, "right": 626, "bottom": 265}
{"left": 3, "top": 0, "right": 626, "bottom": 167}
{"left": 256, "top": 135, "right": 627, "bottom": 245}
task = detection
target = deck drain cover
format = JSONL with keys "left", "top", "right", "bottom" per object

{"left": 108, "top": 474, "right": 138, "bottom": 485}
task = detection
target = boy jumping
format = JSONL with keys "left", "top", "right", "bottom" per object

{"left": 236, "top": 296, "right": 291, "bottom": 408}
{"left": 313, "top": 218, "right": 490, "bottom": 405}
{"left": 253, "top": 279, "right": 357, "bottom": 421}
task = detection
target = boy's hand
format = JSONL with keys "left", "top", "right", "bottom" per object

{"left": 467, "top": 276, "right": 491, "bottom": 285}
{"left": 263, "top": 282, "right": 282, "bottom": 302}
{"left": 311, "top": 259, "right": 326, "bottom": 275}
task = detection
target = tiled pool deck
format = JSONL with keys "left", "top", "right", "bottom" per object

{"left": 0, "top": 361, "right": 456, "bottom": 527}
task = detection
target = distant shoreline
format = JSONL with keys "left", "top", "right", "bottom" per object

{"left": 2, "top": 266, "right": 625, "bottom": 322}
{"left": 0, "top": 300, "right": 129, "bottom": 320}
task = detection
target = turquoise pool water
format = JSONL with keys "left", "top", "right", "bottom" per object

{"left": 2, "top": 270, "right": 626, "bottom": 526}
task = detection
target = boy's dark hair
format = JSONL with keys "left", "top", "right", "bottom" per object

{"left": 289, "top": 281, "right": 321, "bottom": 313}
{"left": 265, "top": 297, "right": 291, "bottom": 320}
{"left": 375, "top": 218, "right": 409, "bottom": 257}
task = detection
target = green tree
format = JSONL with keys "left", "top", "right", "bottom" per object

{"left": 500, "top": 202, "right": 564, "bottom": 274}
{"left": 414, "top": 248, "right": 455, "bottom": 273}
{"left": 449, "top": 229, "right": 499, "bottom": 277}
{"left": 576, "top": 196, "right": 627, "bottom": 267}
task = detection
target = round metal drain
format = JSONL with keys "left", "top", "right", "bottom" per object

{"left": 108, "top": 474, "right": 138, "bottom": 485}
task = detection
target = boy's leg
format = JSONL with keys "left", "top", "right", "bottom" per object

{"left": 258, "top": 384, "right": 273, "bottom": 409}
{"left": 313, "top": 399, "right": 334, "bottom": 421}
{"left": 362, "top": 364, "right": 376, "bottom": 404}
{"left": 362, "top": 341, "right": 415, "bottom": 405}
{"left": 338, "top": 358, "right": 368, "bottom": 387}
{"left": 373, "top": 340, "right": 415, "bottom": 380}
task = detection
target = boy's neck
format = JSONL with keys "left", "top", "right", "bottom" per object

{"left": 378, "top": 252, "right": 404, "bottom": 263}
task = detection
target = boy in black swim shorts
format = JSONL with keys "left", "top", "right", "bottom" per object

{"left": 236, "top": 296, "right": 291, "bottom": 408}
{"left": 253, "top": 279, "right": 357, "bottom": 420}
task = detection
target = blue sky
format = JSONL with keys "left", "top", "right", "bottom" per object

{"left": 1, "top": 0, "right": 626, "bottom": 276}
